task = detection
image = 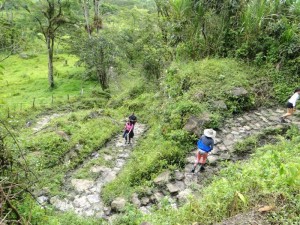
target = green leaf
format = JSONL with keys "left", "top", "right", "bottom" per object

{"left": 236, "top": 191, "right": 246, "bottom": 205}
{"left": 279, "top": 164, "right": 285, "bottom": 175}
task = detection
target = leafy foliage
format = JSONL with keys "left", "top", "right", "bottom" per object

{"left": 1, "top": 0, "right": 300, "bottom": 224}
{"left": 73, "top": 35, "right": 116, "bottom": 90}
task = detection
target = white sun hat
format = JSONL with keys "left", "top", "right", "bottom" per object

{"left": 204, "top": 129, "right": 216, "bottom": 138}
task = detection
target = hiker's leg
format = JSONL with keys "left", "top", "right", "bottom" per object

{"left": 193, "top": 151, "right": 201, "bottom": 167}
{"left": 282, "top": 108, "right": 294, "bottom": 119}
{"left": 124, "top": 131, "right": 128, "bottom": 143}
{"left": 191, "top": 151, "right": 201, "bottom": 173}
{"left": 128, "top": 131, "right": 134, "bottom": 144}
{"left": 199, "top": 153, "right": 208, "bottom": 170}
{"left": 282, "top": 102, "right": 294, "bottom": 119}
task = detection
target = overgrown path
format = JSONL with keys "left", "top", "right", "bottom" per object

{"left": 34, "top": 107, "right": 296, "bottom": 220}
{"left": 127, "top": 107, "right": 297, "bottom": 216}
{"left": 49, "top": 123, "right": 148, "bottom": 217}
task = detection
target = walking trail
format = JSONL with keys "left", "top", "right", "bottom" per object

{"left": 48, "top": 123, "right": 148, "bottom": 217}
{"left": 35, "top": 107, "right": 298, "bottom": 220}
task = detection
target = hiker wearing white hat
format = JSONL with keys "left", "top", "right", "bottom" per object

{"left": 191, "top": 128, "right": 216, "bottom": 173}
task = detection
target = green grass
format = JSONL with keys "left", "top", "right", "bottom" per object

{"left": 102, "top": 58, "right": 264, "bottom": 203}
{"left": 2, "top": 53, "right": 295, "bottom": 225}
{"left": 0, "top": 54, "right": 93, "bottom": 112}
{"left": 19, "top": 108, "right": 122, "bottom": 194}
{"left": 165, "top": 59, "right": 254, "bottom": 98}
{"left": 116, "top": 130, "right": 300, "bottom": 225}
{"left": 102, "top": 126, "right": 186, "bottom": 203}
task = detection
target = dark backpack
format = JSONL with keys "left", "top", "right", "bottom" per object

{"left": 129, "top": 115, "right": 137, "bottom": 122}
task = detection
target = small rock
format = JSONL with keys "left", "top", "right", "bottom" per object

{"left": 73, "top": 196, "right": 91, "bottom": 208}
{"left": 132, "top": 193, "right": 141, "bottom": 207}
{"left": 91, "top": 204, "right": 102, "bottom": 211}
{"left": 177, "top": 189, "right": 192, "bottom": 204}
{"left": 219, "top": 153, "right": 231, "bottom": 161}
{"left": 102, "top": 171, "right": 117, "bottom": 183}
{"left": 230, "top": 87, "right": 248, "bottom": 97}
{"left": 154, "top": 171, "right": 170, "bottom": 185}
{"left": 115, "top": 158, "right": 125, "bottom": 168}
{"left": 19, "top": 53, "right": 29, "bottom": 59}
{"left": 91, "top": 152, "right": 100, "bottom": 158}
{"left": 86, "top": 194, "right": 100, "bottom": 204}
{"left": 37, "top": 196, "right": 49, "bottom": 205}
{"left": 174, "top": 170, "right": 184, "bottom": 181}
{"left": 71, "top": 179, "right": 94, "bottom": 192}
{"left": 119, "top": 152, "right": 129, "bottom": 158}
{"left": 50, "top": 196, "right": 59, "bottom": 205}
{"left": 166, "top": 183, "right": 180, "bottom": 194}
{"left": 184, "top": 173, "right": 198, "bottom": 186}
{"left": 50, "top": 197, "right": 72, "bottom": 212}
{"left": 83, "top": 209, "right": 94, "bottom": 217}
{"left": 207, "top": 155, "right": 218, "bottom": 166}
{"left": 210, "top": 147, "right": 219, "bottom": 155}
{"left": 103, "top": 206, "right": 111, "bottom": 216}
{"left": 141, "top": 197, "right": 150, "bottom": 206}
{"left": 152, "top": 192, "right": 164, "bottom": 203}
{"left": 56, "top": 130, "right": 70, "bottom": 141}
{"left": 183, "top": 114, "right": 211, "bottom": 136}
{"left": 193, "top": 91, "right": 205, "bottom": 101}
{"left": 184, "top": 164, "right": 195, "bottom": 173}
{"left": 174, "top": 181, "right": 186, "bottom": 191}
{"left": 214, "top": 138, "right": 221, "bottom": 144}
{"left": 211, "top": 100, "right": 227, "bottom": 110}
{"left": 144, "top": 187, "right": 153, "bottom": 196}
{"left": 139, "top": 206, "right": 151, "bottom": 215}
{"left": 186, "top": 155, "right": 195, "bottom": 164}
{"left": 111, "top": 197, "right": 126, "bottom": 212}
{"left": 223, "top": 139, "right": 234, "bottom": 147}
{"left": 90, "top": 166, "right": 109, "bottom": 173}
{"left": 103, "top": 154, "right": 113, "bottom": 161}
{"left": 218, "top": 144, "right": 227, "bottom": 151}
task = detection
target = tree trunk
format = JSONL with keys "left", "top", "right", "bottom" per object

{"left": 97, "top": 69, "right": 108, "bottom": 90}
{"left": 47, "top": 36, "right": 55, "bottom": 88}
{"left": 82, "top": 0, "right": 92, "bottom": 38}
{"left": 93, "top": 0, "right": 102, "bottom": 34}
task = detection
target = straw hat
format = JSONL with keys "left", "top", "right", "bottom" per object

{"left": 204, "top": 129, "right": 216, "bottom": 138}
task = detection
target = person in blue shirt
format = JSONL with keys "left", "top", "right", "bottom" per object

{"left": 191, "top": 128, "right": 216, "bottom": 173}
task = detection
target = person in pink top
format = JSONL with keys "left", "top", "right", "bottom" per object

{"left": 123, "top": 120, "right": 134, "bottom": 144}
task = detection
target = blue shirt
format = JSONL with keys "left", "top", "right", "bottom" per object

{"left": 197, "top": 135, "right": 214, "bottom": 152}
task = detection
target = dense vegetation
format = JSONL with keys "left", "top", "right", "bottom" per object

{"left": 0, "top": 0, "right": 299, "bottom": 224}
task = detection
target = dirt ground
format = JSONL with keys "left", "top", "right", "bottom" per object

{"left": 214, "top": 210, "right": 270, "bottom": 225}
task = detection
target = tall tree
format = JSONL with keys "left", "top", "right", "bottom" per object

{"left": 75, "top": 35, "right": 115, "bottom": 90}
{"left": 24, "top": 0, "right": 73, "bottom": 88}
{"left": 0, "top": 0, "right": 22, "bottom": 60}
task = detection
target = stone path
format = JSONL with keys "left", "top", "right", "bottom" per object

{"left": 32, "top": 113, "right": 62, "bottom": 133}
{"left": 49, "top": 123, "right": 148, "bottom": 217}
{"left": 37, "top": 107, "right": 298, "bottom": 221}
{"left": 128, "top": 107, "right": 298, "bottom": 214}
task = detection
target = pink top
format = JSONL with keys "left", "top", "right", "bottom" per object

{"left": 125, "top": 122, "right": 134, "bottom": 131}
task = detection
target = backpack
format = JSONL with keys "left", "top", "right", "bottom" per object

{"left": 129, "top": 115, "right": 137, "bottom": 122}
